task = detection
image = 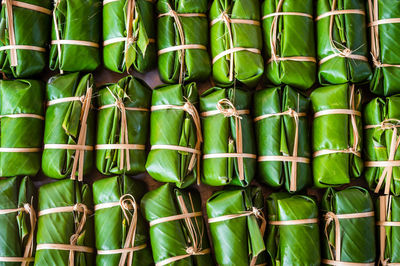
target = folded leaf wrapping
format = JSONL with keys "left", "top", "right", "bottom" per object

{"left": 141, "top": 183, "right": 213, "bottom": 266}
{"left": 262, "top": 0, "right": 316, "bottom": 90}
{"left": 0, "top": 0, "right": 52, "bottom": 78}
{"left": 93, "top": 175, "right": 153, "bottom": 266}
{"left": 146, "top": 83, "right": 201, "bottom": 188}
{"left": 254, "top": 86, "right": 311, "bottom": 192}
{"left": 207, "top": 187, "right": 266, "bottom": 266}
{"left": 321, "top": 187, "right": 375, "bottom": 265}
{"left": 368, "top": 0, "right": 400, "bottom": 96}
{"left": 0, "top": 177, "right": 36, "bottom": 265}
{"left": 364, "top": 95, "right": 400, "bottom": 195}
{"left": 157, "top": 0, "right": 210, "bottom": 84}
{"left": 50, "top": 0, "right": 101, "bottom": 73}
{"left": 42, "top": 73, "right": 95, "bottom": 181}
{"left": 0, "top": 79, "right": 44, "bottom": 177}
{"left": 210, "top": 0, "right": 264, "bottom": 88}
{"left": 96, "top": 76, "right": 151, "bottom": 176}
{"left": 35, "top": 179, "right": 95, "bottom": 266}
{"left": 200, "top": 87, "right": 256, "bottom": 187}
{"left": 316, "top": 0, "right": 371, "bottom": 85}
{"left": 311, "top": 84, "right": 363, "bottom": 188}
{"left": 266, "top": 192, "right": 320, "bottom": 266}
{"left": 103, "top": 0, "right": 157, "bottom": 73}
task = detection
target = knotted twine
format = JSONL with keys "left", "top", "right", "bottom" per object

{"left": 1, "top": 0, "right": 51, "bottom": 66}
{"left": 201, "top": 98, "right": 256, "bottom": 181}
{"left": 95, "top": 194, "right": 146, "bottom": 266}
{"left": 36, "top": 203, "right": 94, "bottom": 266}
{"left": 0, "top": 203, "right": 36, "bottom": 265}
{"left": 96, "top": 87, "right": 149, "bottom": 171}
{"left": 149, "top": 192, "right": 210, "bottom": 266}
{"left": 365, "top": 119, "right": 400, "bottom": 195}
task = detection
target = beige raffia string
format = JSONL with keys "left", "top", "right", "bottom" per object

{"left": 269, "top": 218, "right": 318, "bottom": 226}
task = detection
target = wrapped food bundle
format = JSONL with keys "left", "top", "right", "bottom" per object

{"left": 35, "top": 179, "right": 94, "bottom": 266}
{"left": 321, "top": 187, "right": 375, "bottom": 265}
{"left": 50, "top": 0, "right": 101, "bottom": 73}
{"left": 146, "top": 83, "right": 202, "bottom": 188}
{"left": 0, "top": 79, "right": 44, "bottom": 177}
{"left": 96, "top": 76, "right": 151, "bottom": 176}
{"left": 141, "top": 183, "right": 213, "bottom": 266}
{"left": 316, "top": 0, "right": 371, "bottom": 85}
{"left": 368, "top": 0, "right": 400, "bottom": 96}
{"left": 157, "top": 0, "right": 210, "bottom": 84}
{"left": 210, "top": 0, "right": 264, "bottom": 88}
{"left": 0, "top": 177, "right": 36, "bottom": 265}
{"left": 266, "top": 193, "right": 320, "bottom": 265}
{"left": 200, "top": 87, "right": 256, "bottom": 187}
{"left": 93, "top": 176, "right": 153, "bottom": 266}
{"left": 42, "top": 73, "right": 95, "bottom": 181}
{"left": 364, "top": 95, "right": 400, "bottom": 195}
{"left": 103, "top": 0, "right": 156, "bottom": 73}
{"left": 311, "top": 84, "right": 363, "bottom": 188}
{"left": 207, "top": 187, "right": 266, "bottom": 266}
{"left": 254, "top": 86, "right": 311, "bottom": 192}
{"left": 0, "top": 0, "right": 52, "bottom": 78}
{"left": 262, "top": 0, "right": 316, "bottom": 90}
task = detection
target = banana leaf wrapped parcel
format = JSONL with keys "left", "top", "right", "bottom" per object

{"left": 262, "top": 0, "right": 316, "bottom": 90}
{"left": 0, "top": 0, "right": 52, "bottom": 78}
{"left": 50, "top": 0, "right": 101, "bottom": 73}
{"left": 93, "top": 175, "right": 153, "bottom": 266}
{"left": 266, "top": 193, "right": 320, "bottom": 266}
{"left": 311, "top": 84, "right": 363, "bottom": 188}
{"left": 103, "top": 0, "right": 156, "bottom": 73}
{"left": 141, "top": 183, "right": 213, "bottom": 266}
{"left": 42, "top": 73, "right": 95, "bottom": 182}
{"left": 316, "top": 0, "right": 371, "bottom": 85}
{"left": 157, "top": 0, "right": 210, "bottom": 84}
{"left": 254, "top": 86, "right": 311, "bottom": 192}
{"left": 146, "top": 83, "right": 202, "bottom": 188}
{"left": 207, "top": 187, "right": 266, "bottom": 266}
{"left": 321, "top": 187, "right": 375, "bottom": 265}
{"left": 200, "top": 87, "right": 256, "bottom": 187}
{"left": 35, "top": 179, "right": 95, "bottom": 266}
{"left": 96, "top": 76, "right": 151, "bottom": 176}
{"left": 0, "top": 177, "right": 36, "bottom": 265}
{"left": 0, "top": 79, "right": 44, "bottom": 177}
{"left": 210, "top": 0, "right": 264, "bottom": 88}
{"left": 364, "top": 95, "right": 400, "bottom": 195}
{"left": 368, "top": 0, "right": 400, "bottom": 96}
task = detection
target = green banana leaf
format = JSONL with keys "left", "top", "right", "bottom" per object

{"left": 368, "top": 0, "right": 400, "bottom": 96}
{"left": 0, "top": 79, "right": 44, "bottom": 177}
{"left": 157, "top": 0, "right": 210, "bottom": 84}
{"left": 311, "top": 84, "right": 363, "bottom": 188}
{"left": 146, "top": 83, "right": 200, "bottom": 188}
{"left": 141, "top": 183, "right": 213, "bottom": 266}
{"left": 254, "top": 86, "right": 311, "bottom": 192}
{"left": 103, "top": 0, "right": 157, "bottom": 73}
{"left": 262, "top": 0, "right": 316, "bottom": 90}
{"left": 206, "top": 187, "right": 266, "bottom": 266}
{"left": 49, "top": 0, "right": 101, "bottom": 73}
{"left": 93, "top": 175, "right": 153, "bottom": 266}
{"left": 96, "top": 76, "right": 151, "bottom": 176}
{"left": 0, "top": 0, "right": 52, "bottom": 78}
{"left": 317, "top": 0, "right": 371, "bottom": 85}
{"left": 0, "top": 176, "right": 36, "bottom": 265}
{"left": 200, "top": 87, "right": 256, "bottom": 187}
{"left": 321, "top": 187, "right": 375, "bottom": 265}
{"left": 364, "top": 95, "right": 400, "bottom": 195}
{"left": 210, "top": 0, "right": 264, "bottom": 88}
{"left": 42, "top": 73, "right": 95, "bottom": 179}
{"left": 35, "top": 179, "right": 94, "bottom": 266}
{"left": 266, "top": 192, "right": 320, "bottom": 266}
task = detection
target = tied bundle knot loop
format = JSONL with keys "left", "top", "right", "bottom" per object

{"left": 380, "top": 119, "right": 400, "bottom": 130}
{"left": 216, "top": 99, "right": 241, "bottom": 119}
